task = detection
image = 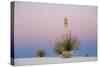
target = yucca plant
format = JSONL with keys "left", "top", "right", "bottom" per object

{"left": 63, "top": 36, "right": 80, "bottom": 51}
{"left": 54, "top": 32, "right": 80, "bottom": 58}
{"left": 37, "top": 49, "right": 46, "bottom": 57}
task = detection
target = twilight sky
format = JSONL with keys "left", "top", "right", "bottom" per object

{"left": 14, "top": 1, "right": 97, "bottom": 58}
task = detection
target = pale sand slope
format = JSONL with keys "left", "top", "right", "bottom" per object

{"left": 14, "top": 57, "right": 97, "bottom": 66}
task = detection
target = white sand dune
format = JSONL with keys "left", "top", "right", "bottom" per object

{"left": 13, "top": 57, "right": 97, "bottom": 66}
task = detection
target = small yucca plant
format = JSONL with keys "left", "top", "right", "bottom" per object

{"left": 85, "top": 54, "right": 91, "bottom": 57}
{"left": 37, "top": 50, "right": 46, "bottom": 57}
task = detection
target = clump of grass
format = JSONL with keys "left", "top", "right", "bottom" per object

{"left": 37, "top": 49, "right": 46, "bottom": 57}
{"left": 85, "top": 54, "right": 91, "bottom": 57}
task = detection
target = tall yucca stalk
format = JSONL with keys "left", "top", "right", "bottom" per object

{"left": 54, "top": 16, "right": 80, "bottom": 57}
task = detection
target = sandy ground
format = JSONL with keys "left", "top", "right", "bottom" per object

{"left": 13, "top": 57, "right": 97, "bottom": 66}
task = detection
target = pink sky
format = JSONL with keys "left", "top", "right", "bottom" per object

{"left": 14, "top": 1, "right": 97, "bottom": 46}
